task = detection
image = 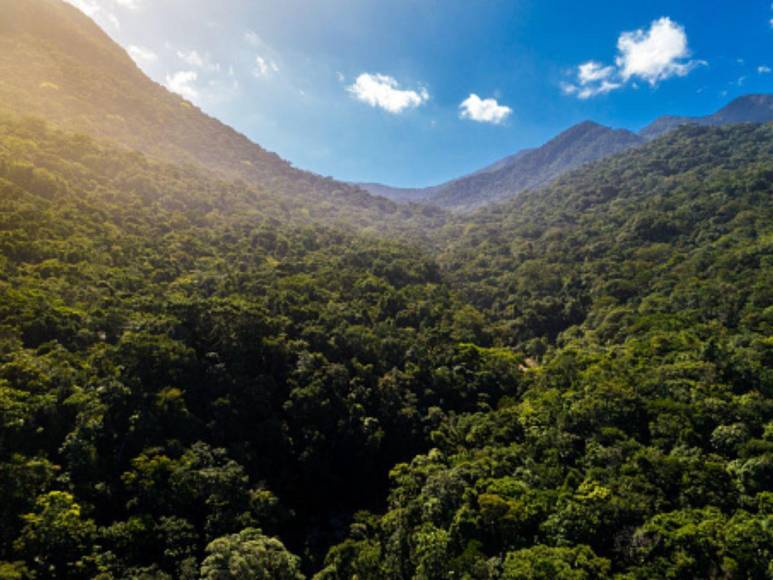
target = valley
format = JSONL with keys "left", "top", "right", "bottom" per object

{"left": 0, "top": 1, "right": 771, "bottom": 578}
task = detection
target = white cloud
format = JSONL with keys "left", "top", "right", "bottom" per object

{"left": 128, "top": 45, "right": 157, "bottom": 64}
{"left": 459, "top": 94, "right": 512, "bottom": 124}
{"left": 578, "top": 61, "right": 615, "bottom": 84}
{"left": 64, "top": 0, "right": 99, "bottom": 17}
{"left": 64, "top": 0, "right": 120, "bottom": 28}
{"left": 563, "top": 17, "right": 703, "bottom": 99}
{"left": 64, "top": 0, "right": 143, "bottom": 26}
{"left": 253, "top": 56, "right": 279, "bottom": 78}
{"left": 759, "top": 65, "right": 772, "bottom": 74}
{"left": 164, "top": 70, "right": 240, "bottom": 106}
{"left": 176, "top": 49, "right": 220, "bottom": 73}
{"left": 165, "top": 70, "right": 199, "bottom": 101}
{"left": 114, "top": 0, "right": 143, "bottom": 10}
{"left": 105, "top": 12, "right": 120, "bottom": 28}
{"left": 243, "top": 32, "right": 282, "bottom": 80}
{"left": 616, "top": 17, "right": 703, "bottom": 84}
{"left": 177, "top": 49, "right": 204, "bottom": 67}
{"left": 562, "top": 61, "right": 622, "bottom": 99}
{"left": 347, "top": 73, "right": 429, "bottom": 114}
{"left": 561, "top": 79, "right": 621, "bottom": 100}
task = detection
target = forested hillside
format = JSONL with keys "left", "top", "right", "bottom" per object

{"left": 0, "top": 110, "right": 771, "bottom": 578}
{"left": 0, "top": 0, "right": 435, "bottom": 232}
{"left": 0, "top": 1, "right": 771, "bottom": 578}
{"left": 640, "top": 94, "right": 773, "bottom": 140}
{"left": 321, "top": 124, "right": 773, "bottom": 578}
{"left": 423, "top": 121, "right": 645, "bottom": 211}
{"left": 359, "top": 122, "right": 645, "bottom": 210}
{"left": 359, "top": 96, "right": 773, "bottom": 211}
{"left": 0, "top": 113, "right": 515, "bottom": 577}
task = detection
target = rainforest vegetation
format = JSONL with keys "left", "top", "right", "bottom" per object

{"left": 0, "top": 3, "right": 772, "bottom": 577}
{"left": 0, "top": 110, "right": 771, "bottom": 578}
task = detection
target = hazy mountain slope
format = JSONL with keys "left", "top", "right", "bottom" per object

{"left": 0, "top": 0, "right": 429, "bottom": 228}
{"left": 640, "top": 94, "right": 773, "bottom": 139}
{"left": 360, "top": 122, "right": 643, "bottom": 210}
{"left": 353, "top": 182, "right": 434, "bottom": 203}
{"left": 428, "top": 121, "right": 645, "bottom": 210}
{"left": 363, "top": 95, "right": 773, "bottom": 211}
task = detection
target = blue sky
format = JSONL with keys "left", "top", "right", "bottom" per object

{"left": 68, "top": 0, "right": 772, "bottom": 187}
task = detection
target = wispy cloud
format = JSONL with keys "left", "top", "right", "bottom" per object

{"left": 562, "top": 17, "right": 704, "bottom": 99}
{"left": 64, "top": 0, "right": 144, "bottom": 27}
{"left": 113, "top": 0, "right": 143, "bottom": 10}
{"left": 459, "top": 94, "right": 512, "bottom": 124}
{"left": 561, "top": 61, "right": 622, "bottom": 99}
{"left": 759, "top": 65, "right": 772, "bottom": 74}
{"left": 253, "top": 56, "right": 279, "bottom": 78}
{"left": 578, "top": 61, "right": 616, "bottom": 85}
{"left": 176, "top": 49, "right": 220, "bottom": 73}
{"left": 64, "top": 0, "right": 120, "bottom": 28}
{"left": 243, "top": 31, "right": 282, "bottom": 81}
{"left": 347, "top": 73, "right": 429, "bottom": 114}
{"left": 165, "top": 63, "right": 240, "bottom": 106}
{"left": 165, "top": 70, "right": 199, "bottom": 101}
{"left": 128, "top": 45, "right": 157, "bottom": 65}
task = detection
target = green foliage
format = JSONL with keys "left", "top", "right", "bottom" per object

{"left": 0, "top": 112, "right": 519, "bottom": 575}
{"left": 0, "top": 46, "right": 771, "bottom": 578}
{"left": 321, "top": 124, "right": 773, "bottom": 578}
{"left": 200, "top": 528, "right": 304, "bottom": 580}
{"left": 501, "top": 545, "right": 610, "bottom": 579}
{"left": 14, "top": 491, "right": 97, "bottom": 577}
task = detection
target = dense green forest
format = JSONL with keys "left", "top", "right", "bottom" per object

{"left": 1, "top": 108, "right": 771, "bottom": 578}
{"left": 321, "top": 124, "right": 773, "bottom": 578}
{"left": 0, "top": 3, "right": 771, "bottom": 577}
{"left": 0, "top": 112, "right": 519, "bottom": 578}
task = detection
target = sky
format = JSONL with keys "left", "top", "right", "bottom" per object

{"left": 67, "top": 0, "right": 772, "bottom": 187}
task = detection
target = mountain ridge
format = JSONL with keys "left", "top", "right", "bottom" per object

{"left": 360, "top": 94, "right": 773, "bottom": 211}
{"left": 640, "top": 94, "right": 773, "bottom": 139}
{"left": 1, "top": 1, "right": 772, "bottom": 577}
{"left": 359, "top": 120, "right": 645, "bottom": 211}
{"left": 0, "top": 0, "right": 417, "bottom": 228}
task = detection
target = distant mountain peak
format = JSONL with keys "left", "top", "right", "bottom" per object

{"left": 373, "top": 120, "right": 645, "bottom": 211}
{"left": 363, "top": 93, "right": 772, "bottom": 210}
{"left": 566, "top": 119, "right": 606, "bottom": 132}
{"left": 640, "top": 93, "right": 773, "bottom": 139}
{"left": 712, "top": 94, "right": 773, "bottom": 123}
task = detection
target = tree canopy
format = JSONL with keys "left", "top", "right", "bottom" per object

{"left": 0, "top": 110, "right": 771, "bottom": 577}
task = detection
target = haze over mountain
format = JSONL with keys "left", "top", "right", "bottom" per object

{"left": 360, "top": 94, "right": 773, "bottom": 211}
{"left": 640, "top": 94, "right": 773, "bottom": 140}
{"left": 430, "top": 121, "right": 644, "bottom": 210}
{"left": 0, "top": 0, "right": 433, "bottom": 232}
{"left": 359, "top": 122, "right": 643, "bottom": 210}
